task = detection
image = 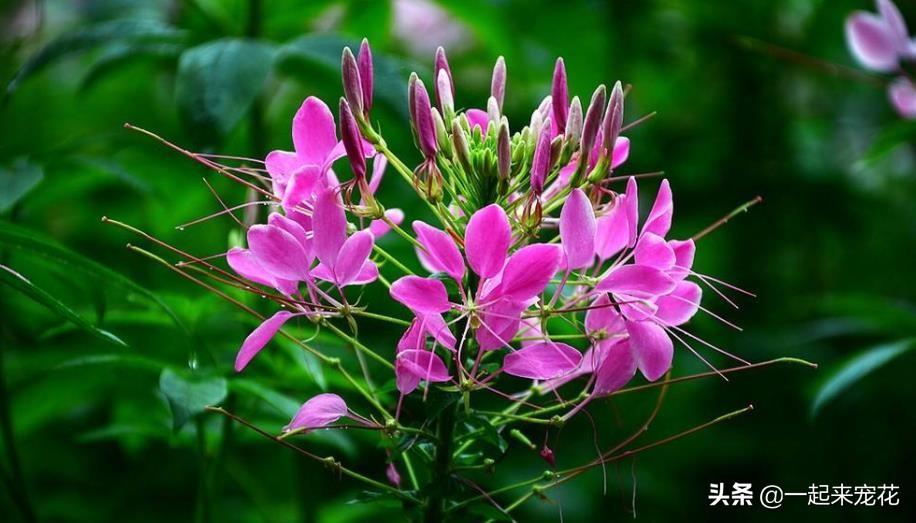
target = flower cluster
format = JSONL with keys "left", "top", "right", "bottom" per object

{"left": 223, "top": 40, "right": 718, "bottom": 436}
{"left": 846, "top": 0, "right": 916, "bottom": 117}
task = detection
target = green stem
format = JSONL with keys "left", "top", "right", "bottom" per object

{"left": 373, "top": 245, "right": 416, "bottom": 276}
{"left": 321, "top": 320, "right": 393, "bottom": 370}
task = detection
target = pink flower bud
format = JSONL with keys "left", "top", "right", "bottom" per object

{"left": 386, "top": 462, "right": 402, "bottom": 488}
{"left": 434, "top": 46, "right": 454, "bottom": 112}
{"left": 581, "top": 84, "right": 606, "bottom": 160}
{"left": 436, "top": 69, "right": 454, "bottom": 114}
{"left": 341, "top": 47, "right": 363, "bottom": 117}
{"left": 497, "top": 122, "right": 511, "bottom": 180}
{"left": 551, "top": 58, "right": 569, "bottom": 133}
{"left": 357, "top": 38, "right": 373, "bottom": 115}
{"left": 565, "top": 96, "right": 583, "bottom": 147}
{"left": 339, "top": 98, "right": 366, "bottom": 180}
{"left": 602, "top": 81, "right": 624, "bottom": 155}
{"left": 539, "top": 446, "right": 556, "bottom": 468}
{"left": 491, "top": 56, "right": 507, "bottom": 111}
{"left": 530, "top": 117, "right": 552, "bottom": 194}
{"left": 413, "top": 78, "right": 438, "bottom": 158}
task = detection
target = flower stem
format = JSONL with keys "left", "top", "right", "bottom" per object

{"left": 373, "top": 245, "right": 416, "bottom": 276}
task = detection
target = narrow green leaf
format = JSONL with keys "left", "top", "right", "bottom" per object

{"left": 5, "top": 18, "right": 185, "bottom": 97}
{"left": 175, "top": 38, "right": 275, "bottom": 144}
{"left": 0, "top": 264, "right": 127, "bottom": 347}
{"left": 0, "top": 158, "right": 44, "bottom": 212}
{"left": 56, "top": 353, "right": 170, "bottom": 373}
{"left": 811, "top": 338, "right": 916, "bottom": 417}
{"left": 159, "top": 369, "right": 228, "bottom": 431}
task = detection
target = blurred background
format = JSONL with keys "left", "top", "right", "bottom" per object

{"left": 1, "top": 0, "right": 914, "bottom": 521}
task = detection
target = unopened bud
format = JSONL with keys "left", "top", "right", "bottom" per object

{"left": 497, "top": 122, "right": 511, "bottom": 180}
{"left": 413, "top": 78, "right": 438, "bottom": 158}
{"left": 436, "top": 69, "right": 454, "bottom": 115}
{"left": 551, "top": 58, "right": 569, "bottom": 133}
{"left": 339, "top": 98, "right": 366, "bottom": 180}
{"left": 530, "top": 117, "right": 552, "bottom": 194}
{"left": 539, "top": 446, "right": 556, "bottom": 468}
{"left": 487, "top": 96, "right": 500, "bottom": 127}
{"left": 602, "top": 81, "right": 624, "bottom": 154}
{"left": 491, "top": 56, "right": 506, "bottom": 111}
{"left": 432, "top": 108, "right": 450, "bottom": 155}
{"left": 434, "top": 46, "right": 454, "bottom": 111}
{"left": 565, "top": 96, "right": 583, "bottom": 147}
{"left": 451, "top": 120, "right": 473, "bottom": 174}
{"left": 357, "top": 39, "right": 374, "bottom": 115}
{"left": 580, "top": 84, "right": 606, "bottom": 162}
{"left": 341, "top": 48, "right": 363, "bottom": 117}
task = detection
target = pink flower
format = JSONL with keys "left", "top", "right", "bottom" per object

{"left": 285, "top": 393, "right": 349, "bottom": 433}
{"left": 309, "top": 188, "right": 379, "bottom": 287}
{"left": 227, "top": 212, "right": 313, "bottom": 296}
{"left": 846, "top": 0, "right": 915, "bottom": 72}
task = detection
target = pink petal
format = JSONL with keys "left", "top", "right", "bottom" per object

{"left": 627, "top": 320, "right": 673, "bottom": 381}
{"left": 878, "top": 0, "right": 910, "bottom": 48}
{"left": 334, "top": 230, "right": 374, "bottom": 286}
{"left": 247, "top": 224, "right": 310, "bottom": 281}
{"left": 642, "top": 179, "right": 673, "bottom": 238}
{"left": 284, "top": 393, "right": 348, "bottom": 432}
{"left": 497, "top": 244, "right": 562, "bottom": 301}
{"left": 268, "top": 212, "right": 311, "bottom": 256}
{"left": 396, "top": 349, "right": 451, "bottom": 395}
{"left": 655, "top": 281, "right": 702, "bottom": 326}
{"left": 611, "top": 137, "right": 630, "bottom": 169}
{"left": 349, "top": 260, "right": 379, "bottom": 286}
{"left": 669, "top": 239, "right": 695, "bottom": 280}
{"left": 502, "top": 341, "right": 582, "bottom": 380}
{"left": 397, "top": 320, "right": 424, "bottom": 353}
{"left": 624, "top": 177, "right": 639, "bottom": 247}
{"left": 312, "top": 187, "right": 347, "bottom": 268}
{"left": 419, "top": 312, "right": 456, "bottom": 350}
{"left": 292, "top": 97, "right": 339, "bottom": 165}
{"left": 476, "top": 299, "right": 526, "bottom": 351}
{"left": 846, "top": 12, "right": 899, "bottom": 72}
{"left": 594, "top": 198, "right": 629, "bottom": 260}
{"left": 390, "top": 276, "right": 451, "bottom": 314}
{"left": 889, "top": 77, "right": 916, "bottom": 118}
{"left": 585, "top": 294, "right": 625, "bottom": 335}
{"left": 413, "top": 221, "right": 465, "bottom": 281}
{"left": 465, "top": 108, "right": 489, "bottom": 133}
{"left": 265, "top": 150, "right": 299, "bottom": 193}
{"left": 386, "top": 462, "right": 401, "bottom": 488}
{"left": 560, "top": 188, "right": 596, "bottom": 270}
{"left": 593, "top": 340, "right": 637, "bottom": 395}
{"left": 281, "top": 165, "right": 321, "bottom": 210}
{"left": 634, "top": 232, "right": 675, "bottom": 270}
{"left": 367, "top": 154, "right": 388, "bottom": 194}
{"left": 369, "top": 208, "right": 404, "bottom": 238}
{"left": 227, "top": 247, "right": 277, "bottom": 288}
{"left": 465, "top": 204, "right": 511, "bottom": 279}
{"left": 235, "top": 311, "right": 295, "bottom": 371}
{"left": 597, "top": 264, "right": 676, "bottom": 297}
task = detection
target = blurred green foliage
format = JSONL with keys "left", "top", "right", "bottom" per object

{"left": 1, "top": 0, "right": 914, "bottom": 521}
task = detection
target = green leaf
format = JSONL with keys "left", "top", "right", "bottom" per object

{"left": 811, "top": 338, "right": 916, "bottom": 417}
{"left": 0, "top": 220, "right": 189, "bottom": 338}
{"left": 277, "top": 34, "right": 418, "bottom": 118}
{"left": 230, "top": 379, "right": 300, "bottom": 418}
{"left": 855, "top": 119, "right": 916, "bottom": 171}
{"left": 0, "top": 264, "right": 127, "bottom": 347}
{"left": 159, "top": 368, "right": 228, "bottom": 431}
{"left": 0, "top": 158, "right": 44, "bottom": 212}
{"left": 80, "top": 41, "right": 185, "bottom": 92}
{"left": 5, "top": 18, "right": 185, "bottom": 98}
{"left": 55, "top": 353, "right": 170, "bottom": 373}
{"left": 175, "top": 38, "right": 276, "bottom": 144}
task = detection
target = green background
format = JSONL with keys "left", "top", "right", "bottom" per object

{"left": 1, "top": 0, "right": 914, "bottom": 521}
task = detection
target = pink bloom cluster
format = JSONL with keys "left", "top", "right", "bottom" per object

{"left": 224, "top": 40, "right": 714, "bottom": 435}
{"left": 846, "top": 0, "right": 916, "bottom": 117}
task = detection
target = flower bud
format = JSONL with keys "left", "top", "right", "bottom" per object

{"left": 341, "top": 47, "right": 364, "bottom": 118}
{"left": 357, "top": 38, "right": 373, "bottom": 115}
{"left": 565, "top": 96, "right": 583, "bottom": 147}
{"left": 412, "top": 78, "right": 438, "bottom": 158}
{"left": 551, "top": 58, "right": 569, "bottom": 134}
{"left": 539, "top": 446, "right": 556, "bottom": 468}
{"left": 434, "top": 46, "right": 454, "bottom": 112}
{"left": 339, "top": 98, "right": 366, "bottom": 180}
{"left": 497, "top": 122, "right": 511, "bottom": 180}
{"left": 530, "top": 117, "right": 552, "bottom": 194}
{"left": 432, "top": 107, "right": 450, "bottom": 155}
{"left": 451, "top": 119, "right": 473, "bottom": 174}
{"left": 581, "top": 84, "right": 606, "bottom": 162}
{"left": 602, "top": 81, "right": 624, "bottom": 155}
{"left": 491, "top": 56, "right": 506, "bottom": 111}
{"left": 436, "top": 69, "right": 454, "bottom": 115}
{"left": 487, "top": 95, "right": 500, "bottom": 127}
